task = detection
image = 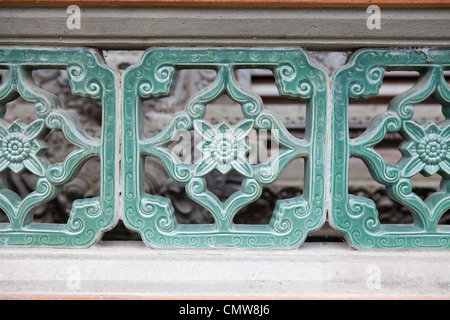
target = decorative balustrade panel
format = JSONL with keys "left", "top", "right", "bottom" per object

{"left": 122, "top": 49, "right": 328, "bottom": 248}
{"left": 330, "top": 49, "right": 450, "bottom": 249}
{"left": 0, "top": 48, "right": 117, "bottom": 247}
{"left": 0, "top": 47, "right": 448, "bottom": 249}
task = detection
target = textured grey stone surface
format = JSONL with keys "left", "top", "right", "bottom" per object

{"left": 0, "top": 241, "right": 448, "bottom": 299}
{"left": 0, "top": 7, "right": 449, "bottom": 49}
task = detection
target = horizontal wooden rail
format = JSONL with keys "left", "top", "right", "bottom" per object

{"left": 0, "top": 0, "right": 449, "bottom": 7}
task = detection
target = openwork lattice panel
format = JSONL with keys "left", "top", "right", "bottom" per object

{"left": 0, "top": 48, "right": 117, "bottom": 247}
{"left": 330, "top": 49, "right": 450, "bottom": 249}
{"left": 122, "top": 49, "right": 327, "bottom": 248}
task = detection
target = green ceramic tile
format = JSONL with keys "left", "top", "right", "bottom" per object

{"left": 122, "top": 48, "right": 327, "bottom": 248}
{"left": 330, "top": 49, "right": 450, "bottom": 249}
{"left": 0, "top": 48, "right": 118, "bottom": 247}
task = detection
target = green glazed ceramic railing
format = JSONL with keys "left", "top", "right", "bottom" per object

{"left": 330, "top": 49, "right": 450, "bottom": 249}
{"left": 0, "top": 48, "right": 117, "bottom": 247}
{"left": 0, "top": 47, "right": 448, "bottom": 249}
{"left": 122, "top": 49, "right": 327, "bottom": 248}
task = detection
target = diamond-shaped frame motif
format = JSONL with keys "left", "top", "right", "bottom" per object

{"left": 122, "top": 48, "right": 327, "bottom": 248}
{"left": 330, "top": 49, "right": 450, "bottom": 249}
{"left": 0, "top": 48, "right": 118, "bottom": 247}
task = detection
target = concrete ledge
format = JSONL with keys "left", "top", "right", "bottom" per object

{"left": 0, "top": 241, "right": 448, "bottom": 299}
{"left": 0, "top": 7, "right": 449, "bottom": 50}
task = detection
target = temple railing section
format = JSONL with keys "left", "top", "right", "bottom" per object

{"left": 0, "top": 47, "right": 448, "bottom": 249}
{"left": 0, "top": 48, "right": 118, "bottom": 247}
{"left": 330, "top": 49, "right": 450, "bottom": 249}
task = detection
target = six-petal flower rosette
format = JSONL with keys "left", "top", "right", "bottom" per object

{"left": 401, "top": 121, "right": 450, "bottom": 177}
{"left": 0, "top": 119, "right": 49, "bottom": 176}
{"left": 194, "top": 119, "right": 254, "bottom": 177}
